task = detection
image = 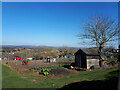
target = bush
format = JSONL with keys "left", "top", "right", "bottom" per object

{"left": 32, "top": 58, "right": 41, "bottom": 60}
{"left": 105, "top": 59, "right": 119, "bottom": 65}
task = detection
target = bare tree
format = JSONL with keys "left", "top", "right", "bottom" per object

{"left": 77, "top": 15, "right": 119, "bottom": 60}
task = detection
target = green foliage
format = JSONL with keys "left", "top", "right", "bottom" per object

{"left": 32, "top": 64, "right": 70, "bottom": 70}
{"left": 40, "top": 68, "right": 51, "bottom": 76}
{"left": 25, "top": 59, "right": 30, "bottom": 62}
{"left": 32, "top": 58, "right": 40, "bottom": 60}
{"left": 105, "top": 59, "right": 119, "bottom": 65}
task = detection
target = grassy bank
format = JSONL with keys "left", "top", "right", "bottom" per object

{"left": 2, "top": 64, "right": 119, "bottom": 89}
{"left": 2, "top": 64, "right": 39, "bottom": 88}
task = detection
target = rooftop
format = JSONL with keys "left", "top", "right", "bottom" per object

{"left": 75, "top": 48, "right": 99, "bottom": 56}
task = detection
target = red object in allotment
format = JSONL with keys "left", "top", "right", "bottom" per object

{"left": 14, "top": 56, "right": 21, "bottom": 60}
{"left": 25, "top": 61, "right": 29, "bottom": 64}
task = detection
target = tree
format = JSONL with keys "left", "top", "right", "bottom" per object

{"left": 58, "top": 46, "right": 77, "bottom": 56}
{"left": 77, "top": 15, "right": 119, "bottom": 60}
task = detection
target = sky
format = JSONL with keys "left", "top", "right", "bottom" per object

{"left": 2, "top": 2, "right": 118, "bottom": 48}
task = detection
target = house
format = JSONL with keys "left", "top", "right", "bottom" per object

{"left": 75, "top": 49, "right": 100, "bottom": 69}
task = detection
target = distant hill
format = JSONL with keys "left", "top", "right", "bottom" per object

{"left": 2, "top": 45, "right": 98, "bottom": 50}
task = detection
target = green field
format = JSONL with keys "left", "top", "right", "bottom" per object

{"left": 2, "top": 64, "right": 119, "bottom": 89}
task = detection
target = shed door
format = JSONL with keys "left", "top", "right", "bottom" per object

{"left": 81, "top": 55, "right": 87, "bottom": 68}
{"left": 75, "top": 55, "right": 81, "bottom": 67}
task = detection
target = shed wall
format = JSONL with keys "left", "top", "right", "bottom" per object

{"left": 75, "top": 54, "right": 87, "bottom": 68}
{"left": 87, "top": 59, "right": 99, "bottom": 69}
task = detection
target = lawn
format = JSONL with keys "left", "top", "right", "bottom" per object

{"left": 2, "top": 64, "right": 39, "bottom": 88}
{"left": 2, "top": 63, "right": 119, "bottom": 89}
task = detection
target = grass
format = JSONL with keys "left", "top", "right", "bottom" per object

{"left": 2, "top": 64, "right": 39, "bottom": 88}
{"left": 2, "top": 63, "right": 119, "bottom": 89}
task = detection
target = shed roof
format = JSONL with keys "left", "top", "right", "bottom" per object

{"left": 75, "top": 48, "right": 99, "bottom": 56}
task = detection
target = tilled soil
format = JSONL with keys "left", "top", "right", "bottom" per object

{"left": 49, "top": 68, "right": 74, "bottom": 76}
{"left": 2, "top": 60, "right": 74, "bottom": 74}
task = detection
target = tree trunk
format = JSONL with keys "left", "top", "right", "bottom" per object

{"left": 98, "top": 46, "right": 104, "bottom": 60}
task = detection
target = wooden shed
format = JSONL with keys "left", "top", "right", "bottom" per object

{"left": 75, "top": 49, "right": 100, "bottom": 69}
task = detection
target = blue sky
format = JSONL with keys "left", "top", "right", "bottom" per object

{"left": 2, "top": 2, "right": 118, "bottom": 47}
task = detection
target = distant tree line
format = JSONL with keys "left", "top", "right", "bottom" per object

{"left": 2, "top": 46, "right": 77, "bottom": 60}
